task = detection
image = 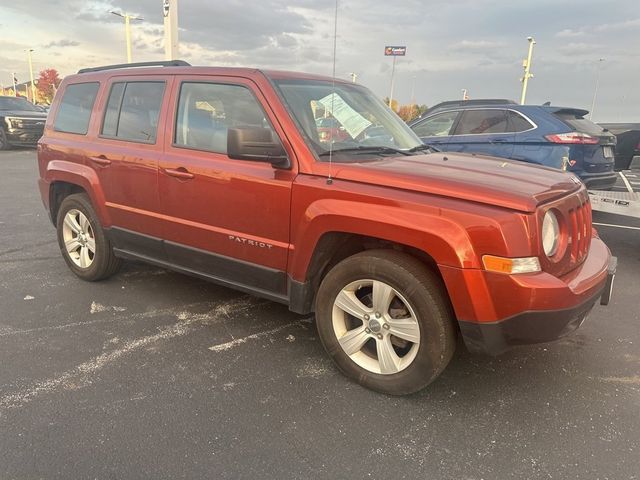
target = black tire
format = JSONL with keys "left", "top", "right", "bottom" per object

{"left": 56, "top": 193, "right": 121, "bottom": 281}
{"left": 315, "top": 249, "right": 456, "bottom": 395}
{"left": 0, "top": 128, "right": 10, "bottom": 150}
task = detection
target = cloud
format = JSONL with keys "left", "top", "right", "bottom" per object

{"left": 556, "top": 29, "right": 584, "bottom": 38}
{"left": 449, "top": 40, "right": 505, "bottom": 51}
{"left": 557, "top": 42, "right": 603, "bottom": 56}
{"left": 43, "top": 39, "right": 80, "bottom": 48}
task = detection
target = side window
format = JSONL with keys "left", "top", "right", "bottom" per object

{"left": 454, "top": 109, "right": 508, "bottom": 135}
{"left": 412, "top": 111, "right": 459, "bottom": 137}
{"left": 174, "top": 82, "right": 275, "bottom": 154}
{"left": 100, "top": 81, "right": 165, "bottom": 143}
{"left": 507, "top": 110, "right": 534, "bottom": 132}
{"left": 53, "top": 82, "right": 100, "bottom": 135}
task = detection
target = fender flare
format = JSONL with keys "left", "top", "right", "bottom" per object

{"left": 45, "top": 160, "right": 111, "bottom": 227}
{"left": 289, "top": 199, "right": 479, "bottom": 282}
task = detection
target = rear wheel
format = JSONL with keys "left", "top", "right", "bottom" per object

{"left": 315, "top": 250, "right": 456, "bottom": 395}
{"left": 56, "top": 193, "right": 121, "bottom": 281}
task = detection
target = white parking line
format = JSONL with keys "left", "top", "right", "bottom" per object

{"left": 618, "top": 172, "right": 634, "bottom": 193}
{"left": 593, "top": 222, "right": 640, "bottom": 231}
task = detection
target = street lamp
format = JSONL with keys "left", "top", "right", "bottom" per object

{"left": 110, "top": 10, "right": 144, "bottom": 63}
{"left": 520, "top": 36, "right": 536, "bottom": 105}
{"left": 26, "top": 49, "right": 36, "bottom": 103}
{"left": 589, "top": 58, "right": 605, "bottom": 120}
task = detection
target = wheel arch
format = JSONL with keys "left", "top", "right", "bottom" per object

{"left": 288, "top": 205, "right": 477, "bottom": 314}
{"left": 45, "top": 161, "right": 110, "bottom": 227}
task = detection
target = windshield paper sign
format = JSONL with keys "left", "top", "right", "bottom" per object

{"left": 318, "top": 93, "right": 372, "bottom": 139}
{"left": 384, "top": 46, "right": 406, "bottom": 56}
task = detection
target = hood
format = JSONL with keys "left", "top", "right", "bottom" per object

{"left": 1, "top": 109, "right": 47, "bottom": 119}
{"left": 332, "top": 152, "right": 582, "bottom": 212}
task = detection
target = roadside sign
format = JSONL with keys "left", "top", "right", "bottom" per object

{"left": 384, "top": 46, "right": 406, "bottom": 56}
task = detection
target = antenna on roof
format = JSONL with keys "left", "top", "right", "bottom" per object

{"left": 326, "top": 0, "right": 339, "bottom": 186}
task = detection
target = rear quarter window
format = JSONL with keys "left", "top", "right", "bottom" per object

{"left": 554, "top": 111, "right": 604, "bottom": 135}
{"left": 53, "top": 82, "right": 100, "bottom": 135}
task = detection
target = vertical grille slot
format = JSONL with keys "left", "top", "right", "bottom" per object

{"left": 569, "top": 207, "right": 579, "bottom": 261}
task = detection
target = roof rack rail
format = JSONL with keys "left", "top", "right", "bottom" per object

{"left": 424, "top": 98, "right": 516, "bottom": 114}
{"left": 77, "top": 60, "right": 191, "bottom": 74}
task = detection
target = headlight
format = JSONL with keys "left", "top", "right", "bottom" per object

{"left": 542, "top": 210, "right": 560, "bottom": 257}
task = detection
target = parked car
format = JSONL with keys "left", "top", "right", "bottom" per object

{"left": 315, "top": 117, "right": 350, "bottom": 143}
{"left": 409, "top": 100, "right": 617, "bottom": 190}
{"left": 37, "top": 61, "right": 615, "bottom": 395}
{"left": 598, "top": 123, "right": 640, "bottom": 171}
{"left": 0, "top": 95, "right": 48, "bottom": 149}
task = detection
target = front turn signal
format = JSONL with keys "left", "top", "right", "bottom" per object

{"left": 482, "top": 255, "right": 541, "bottom": 274}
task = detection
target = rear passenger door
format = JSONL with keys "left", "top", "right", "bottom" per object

{"left": 448, "top": 109, "right": 514, "bottom": 159}
{"left": 158, "top": 76, "right": 296, "bottom": 297}
{"left": 410, "top": 110, "right": 459, "bottom": 149}
{"left": 91, "top": 76, "right": 171, "bottom": 246}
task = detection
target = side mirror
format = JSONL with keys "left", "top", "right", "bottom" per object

{"left": 227, "top": 127, "right": 290, "bottom": 168}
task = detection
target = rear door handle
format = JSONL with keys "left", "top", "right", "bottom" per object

{"left": 489, "top": 138, "right": 508, "bottom": 143}
{"left": 89, "top": 155, "right": 111, "bottom": 166}
{"left": 163, "top": 167, "right": 195, "bottom": 180}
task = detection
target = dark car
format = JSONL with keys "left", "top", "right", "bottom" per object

{"left": 0, "top": 95, "right": 48, "bottom": 150}
{"left": 409, "top": 100, "right": 617, "bottom": 189}
{"left": 598, "top": 123, "right": 640, "bottom": 171}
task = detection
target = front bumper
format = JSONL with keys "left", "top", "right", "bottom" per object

{"left": 5, "top": 128, "right": 43, "bottom": 146}
{"left": 440, "top": 238, "right": 614, "bottom": 355}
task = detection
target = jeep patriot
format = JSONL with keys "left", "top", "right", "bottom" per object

{"left": 37, "top": 61, "right": 616, "bottom": 394}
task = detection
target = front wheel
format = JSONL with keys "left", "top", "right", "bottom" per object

{"left": 315, "top": 250, "right": 456, "bottom": 395}
{"left": 56, "top": 193, "right": 121, "bottom": 281}
{"left": 0, "top": 128, "right": 10, "bottom": 150}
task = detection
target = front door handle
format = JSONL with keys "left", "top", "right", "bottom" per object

{"left": 89, "top": 155, "right": 111, "bottom": 166}
{"left": 163, "top": 167, "right": 195, "bottom": 180}
{"left": 490, "top": 138, "right": 508, "bottom": 143}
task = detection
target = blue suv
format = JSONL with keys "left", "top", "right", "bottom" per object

{"left": 409, "top": 100, "right": 617, "bottom": 189}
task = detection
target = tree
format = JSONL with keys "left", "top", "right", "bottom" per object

{"left": 397, "top": 104, "right": 429, "bottom": 123}
{"left": 36, "top": 69, "right": 62, "bottom": 104}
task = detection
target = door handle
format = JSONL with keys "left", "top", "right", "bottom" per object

{"left": 163, "top": 167, "right": 195, "bottom": 180}
{"left": 489, "top": 138, "right": 508, "bottom": 143}
{"left": 89, "top": 155, "right": 112, "bottom": 166}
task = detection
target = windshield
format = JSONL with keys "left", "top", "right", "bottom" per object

{"left": 273, "top": 79, "right": 423, "bottom": 161}
{"left": 0, "top": 96, "right": 41, "bottom": 112}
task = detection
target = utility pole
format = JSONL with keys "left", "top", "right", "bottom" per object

{"left": 388, "top": 55, "right": 397, "bottom": 109}
{"left": 163, "top": 0, "right": 179, "bottom": 60}
{"left": 520, "top": 36, "right": 536, "bottom": 105}
{"left": 26, "top": 49, "right": 37, "bottom": 102}
{"left": 110, "top": 11, "right": 144, "bottom": 63}
{"left": 11, "top": 73, "right": 18, "bottom": 97}
{"left": 589, "top": 58, "right": 605, "bottom": 120}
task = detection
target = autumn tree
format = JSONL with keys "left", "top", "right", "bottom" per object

{"left": 36, "top": 69, "right": 62, "bottom": 104}
{"left": 397, "top": 104, "right": 429, "bottom": 123}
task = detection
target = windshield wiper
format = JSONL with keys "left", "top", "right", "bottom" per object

{"left": 408, "top": 144, "right": 440, "bottom": 153}
{"left": 318, "top": 146, "right": 412, "bottom": 157}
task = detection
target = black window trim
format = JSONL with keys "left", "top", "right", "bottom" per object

{"left": 170, "top": 79, "right": 286, "bottom": 158}
{"left": 97, "top": 79, "right": 167, "bottom": 145}
{"left": 52, "top": 81, "right": 100, "bottom": 136}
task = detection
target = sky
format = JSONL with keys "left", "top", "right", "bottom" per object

{"left": 0, "top": 0, "right": 638, "bottom": 122}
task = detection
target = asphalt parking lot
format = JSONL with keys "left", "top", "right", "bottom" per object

{"left": 1, "top": 149, "right": 638, "bottom": 479}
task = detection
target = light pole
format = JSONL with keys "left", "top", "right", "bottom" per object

{"left": 110, "top": 11, "right": 144, "bottom": 63}
{"left": 26, "top": 49, "right": 36, "bottom": 103}
{"left": 589, "top": 58, "right": 605, "bottom": 120}
{"left": 520, "top": 36, "right": 536, "bottom": 105}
